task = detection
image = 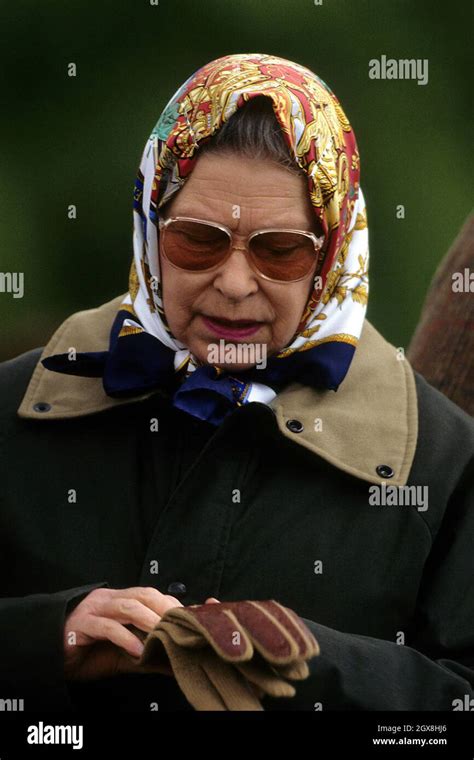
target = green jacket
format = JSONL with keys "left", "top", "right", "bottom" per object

{"left": 1, "top": 296, "right": 473, "bottom": 711}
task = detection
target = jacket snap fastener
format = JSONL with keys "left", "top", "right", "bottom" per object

{"left": 376, "top": 464, "right": 394, "bottom": 478}
{"left": 286, "top": 418, "right": 304, "bottom": 433}
{"left": 33, "top": 402, "right": 52, "bottom": 413}
{"left": 167, "top": 581, "right": 187, "bottom": 597}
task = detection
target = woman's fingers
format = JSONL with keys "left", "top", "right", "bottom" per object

{"left": 110, "top": 586, "right": 184, "bottom": 614}
{"left": 82, "top": 615, "right": 146, "bottom": 659}
{"left": 101, "top": 597, "right": 161, "bottom": 633}
{"left": 64, "top": 586, "right": 186, "bottom": 666}
{"left": 205, "top": 597, "right": 220, "bottom": 604}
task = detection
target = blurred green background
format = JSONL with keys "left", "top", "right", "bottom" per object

{"left": 1, "top": 0, "right": 472, "bottom": 360}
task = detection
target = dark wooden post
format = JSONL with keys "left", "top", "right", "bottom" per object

{"left": 407, "top": 214, "right": 473, "bottom": 416}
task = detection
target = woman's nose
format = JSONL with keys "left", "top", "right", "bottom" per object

{"left": 212, "top": 244, "right": 259, "bottom": 299}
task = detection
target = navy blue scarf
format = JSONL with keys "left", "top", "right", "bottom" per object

{"left": 42, "top": 308, "right": 354, "bottom": 426}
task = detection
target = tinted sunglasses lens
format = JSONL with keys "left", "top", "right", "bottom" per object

{"left": 162, "top": 220, "right": 229, "bottom": 271}
{"left": 250, "top": 231, "right": 316, "bottom": 281}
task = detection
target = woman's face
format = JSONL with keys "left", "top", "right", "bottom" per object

{"left": 159, "top": 152, "right": 321, "bottom": 370}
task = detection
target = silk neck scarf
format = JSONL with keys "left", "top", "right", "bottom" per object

{"left": 43, "top": 53, "right": 369, "bottom": 426}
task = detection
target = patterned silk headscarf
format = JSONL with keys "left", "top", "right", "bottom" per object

{"left": 43, "top": 53, "right": 369, "bottom": 426}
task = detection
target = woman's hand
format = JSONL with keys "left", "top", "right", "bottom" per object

{"left": 63, "top": 586, "right": 185, "bottom": 681}
{"left": 63, "top": 590, "right": 264, "bottom": 699}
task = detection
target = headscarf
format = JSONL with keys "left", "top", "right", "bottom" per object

{"left": 43, "top": 53, "right": 369, "bottom": 426}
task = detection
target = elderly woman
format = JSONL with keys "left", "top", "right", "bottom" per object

{"left": 0, "top": 53, "right": 473, "bottom": 713}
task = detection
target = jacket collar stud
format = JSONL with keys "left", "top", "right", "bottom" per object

{"left": 286, "top": 419, "right": 304, "bottom": 434}
{"left": 376, "top": 464, "right": 395, "bottom": 478}
{"left": 33, "top": 402, "right": 52, "bottom": 413}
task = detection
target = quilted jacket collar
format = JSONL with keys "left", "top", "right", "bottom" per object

{"left": 17, "top": 295, "right": 418, "bottom": 486}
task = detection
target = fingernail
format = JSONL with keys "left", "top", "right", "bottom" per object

{"left": 134, "top": 642, "right": 145, "bottom": 657}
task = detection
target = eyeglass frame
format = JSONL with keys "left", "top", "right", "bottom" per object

{"left": 157, "top": 215, "right": 326, "bottom": 284}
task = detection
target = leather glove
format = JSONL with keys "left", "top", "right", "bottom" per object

{"left": 135, "top": 600, "right": 320, "bottom": 711}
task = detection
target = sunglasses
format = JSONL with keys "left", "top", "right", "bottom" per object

{"left": 158, "top": 216, "right": 325, "bottom": 283}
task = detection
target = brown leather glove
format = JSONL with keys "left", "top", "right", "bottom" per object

{"left": 136, "top": 600, "right": 320, "bottom": 711}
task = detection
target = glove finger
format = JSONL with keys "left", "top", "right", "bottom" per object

{"left": 198, "top": 648, "right": 264, "bottom": 711}
{"left": 139, "top": 622, "right": 205, "bottom": 671}
{"left": 263, "top": 602, "right": 320, "bottom": 658}
{"left": 234, "top": 659, "right": 296, "bottom": 698}
{"left": 162, "top": 605, "right": 254, "bottom": 662}
{"left": 149, "top": 629, "right": 228, "bottom": 711}
{"left": 222, "top": 601, "right": 299, "bottom": 664}
{"left": 233, "top": 601, "right": 319, "bottom": 663}
{"left": 158, "top": 619, "right": 205, "bottom": 649}
{"left": 143, "top": 627, "right": 264, "bottom": 711}
{"left": 136, "top": 629, "right": 169, "bottom": 670}
{"left": 273, "top": 659, "right": 310, "bottom": 681}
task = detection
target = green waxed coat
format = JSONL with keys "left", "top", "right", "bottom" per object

{"left": 0, "top": 296, "right": 473, "bottom": 712}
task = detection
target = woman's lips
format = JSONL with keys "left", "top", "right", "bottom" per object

{"left": 201, "top": 315, "right": 263, "bottom": 339}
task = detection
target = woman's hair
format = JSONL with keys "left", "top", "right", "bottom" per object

{"left": 196, "top": 95, "right": 303, "bottom": 176}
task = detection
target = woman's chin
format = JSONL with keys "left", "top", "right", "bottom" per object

{"left": 214, "top": 361, "right": 257, "bottom": 373}
{"left": 190, "top": 338, "right": 270, "bottom": 373}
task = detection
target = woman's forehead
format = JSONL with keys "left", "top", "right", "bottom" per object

{"left": 162, "top": 153, "right": 316, "bottom": 231}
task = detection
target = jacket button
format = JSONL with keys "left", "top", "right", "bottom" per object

{"left": 286, "top": 418, "right": 304, "bottom": 433}
{"left": 33, "top": 402, "right": 52, "bottom": 413}
{"left": 167, "top": 581, "right": 187, "bottom": 598}
{"left": 376, "top": 464, "right": 394, "bottom": 478}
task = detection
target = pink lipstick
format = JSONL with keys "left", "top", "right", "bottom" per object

{"left": 201, "top": 315, "right": 263, "bottom": 339}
